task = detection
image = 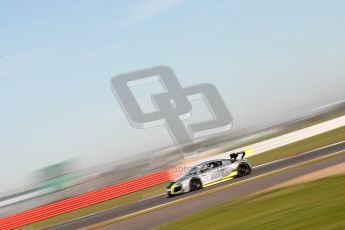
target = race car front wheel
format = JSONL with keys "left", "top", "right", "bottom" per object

{"left": 190, "top": 179, "right": 202, "bottom": 191}
{"left": 237, "top": 163, "right": 251, "bottom": 177}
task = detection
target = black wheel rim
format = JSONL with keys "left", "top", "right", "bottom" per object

{"left": 191, "top": 181, "right": 200, "bottom": 190}
{"left": 196, "top": 182, "right": 200, "bottom": 189}
{"left": 239, "top": 165, "right": 247, "bottom": 174}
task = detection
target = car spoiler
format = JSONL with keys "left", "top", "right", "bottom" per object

{"left": 230, "top": 149, "right": 253, "bottom": 160}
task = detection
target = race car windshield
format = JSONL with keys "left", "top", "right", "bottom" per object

{"left": 186, "top": 166, "right": 198, "bottom": 176}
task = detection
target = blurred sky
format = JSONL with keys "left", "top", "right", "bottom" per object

{"left": 0, "top": 0, "right": 345, "bottom": 191}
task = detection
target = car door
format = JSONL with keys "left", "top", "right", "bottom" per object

{"left": 221, "top": 160, "right": 233, "bottom": 177}
{"left": 199, "top": 163, "right": 212, "bottom": 185}
{"left": 199, "top": 161, "right": 223, "bottom": 185}
{"left": 210, "top": 161, "right": 224, "bottom": 181}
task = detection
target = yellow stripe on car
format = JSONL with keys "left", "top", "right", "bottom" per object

{"left": 204, "top": 171, "right": 238, "bottom": 187}
{"left": 170, "top": 183, "right": 177, "bottom": 194}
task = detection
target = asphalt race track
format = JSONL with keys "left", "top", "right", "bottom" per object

{"left": 47, "top": 141, "right": 345, "bottom": 230}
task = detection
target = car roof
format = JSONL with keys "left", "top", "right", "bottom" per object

{"left": 194, "top": 159, "right": 229, "bottom": 167}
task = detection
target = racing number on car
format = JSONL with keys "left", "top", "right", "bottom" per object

{"left": 201, "top": 174, "right": 211, "bottom": 183}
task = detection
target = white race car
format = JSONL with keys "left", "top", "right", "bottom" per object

{"left": 166, "top": 151, "right": 252, "bottom": 197}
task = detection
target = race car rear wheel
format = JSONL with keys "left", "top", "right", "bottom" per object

{"left": 237, "top": 163, "right": 251, "bottom": 177}
{"left": 190, "top": 179, "right": 202, "bottom": 191}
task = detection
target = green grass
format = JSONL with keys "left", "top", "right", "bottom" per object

{"left": 20, "top": 126, "right": 345, "bottom": 229}
{"left": 157, "top": 174, "right": 345, "bottom": 230}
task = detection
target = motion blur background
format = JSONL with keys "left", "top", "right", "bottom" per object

{"left": 0, "top": 0, "right": 344, "bottom": 218}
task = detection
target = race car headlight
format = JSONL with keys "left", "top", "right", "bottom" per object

{"left": 175, "top": 182, "right": 182, "bottom": 187}
{"left": 167, "top": 181, "right": 181, "bottom": 189}
{"left": 166, "top": 182, "right": 174, "bottom": 189}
